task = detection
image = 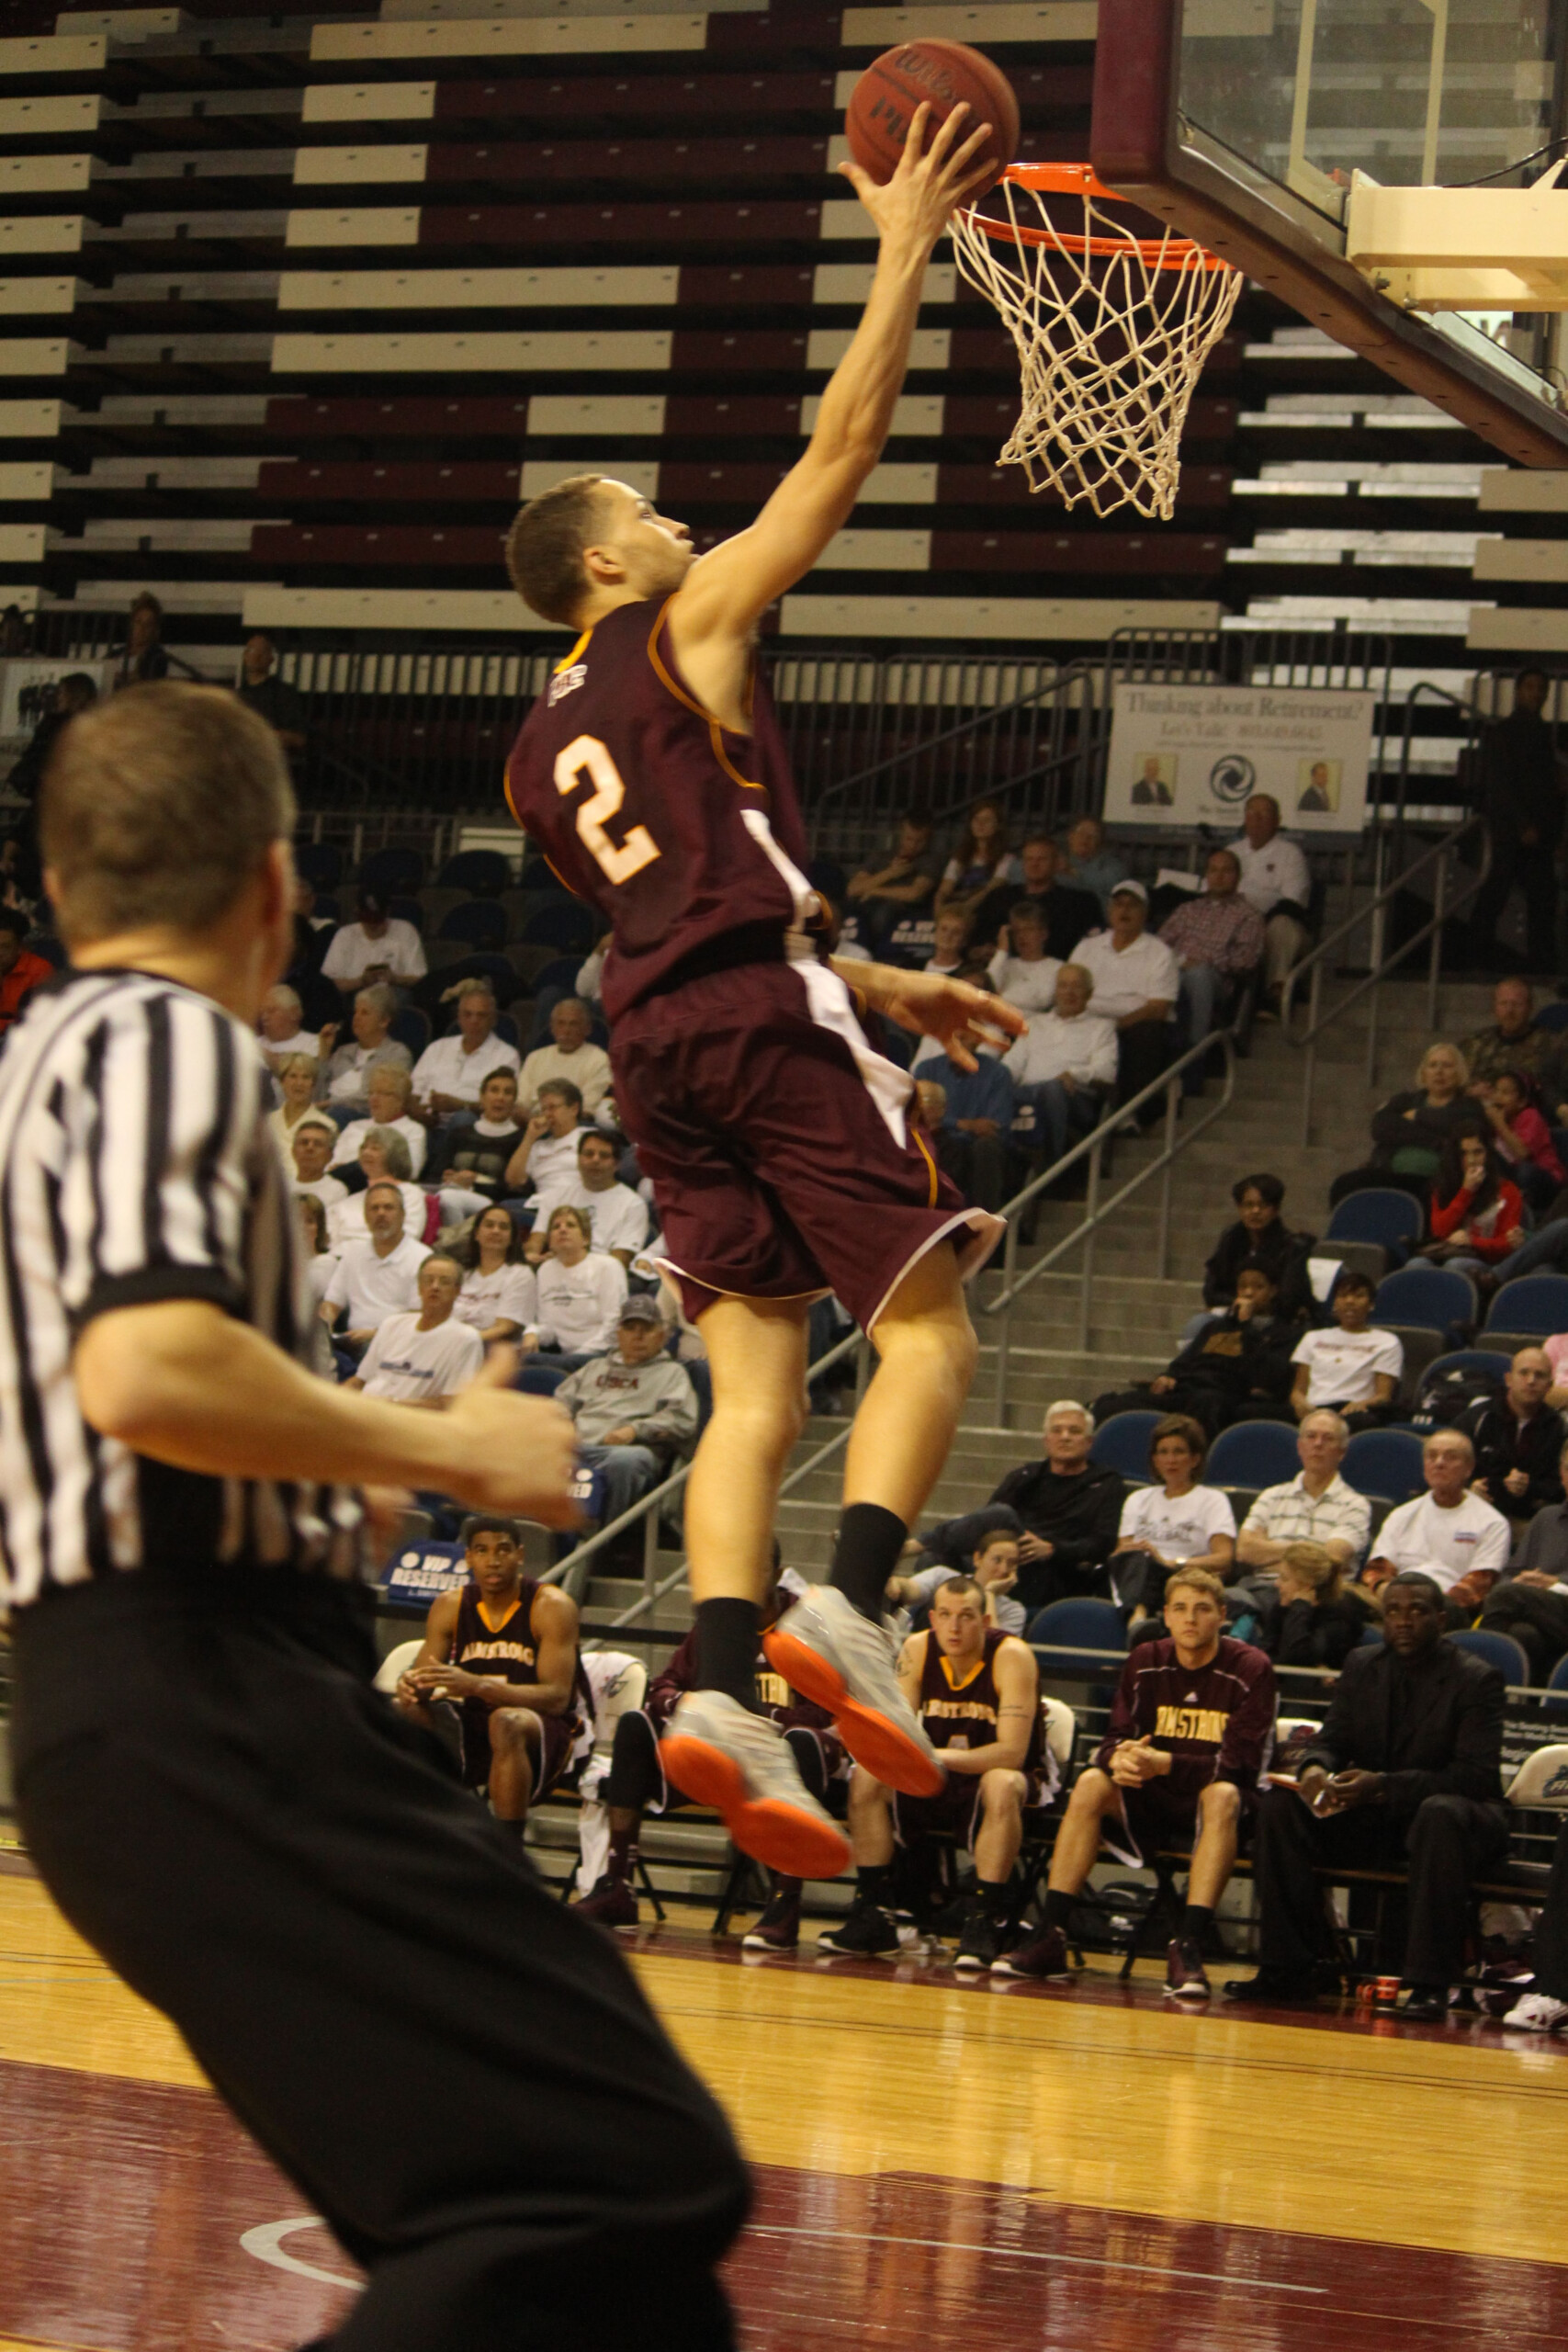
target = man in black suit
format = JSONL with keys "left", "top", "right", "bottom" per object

{"left": 1225, "top": 1574, "right": 1507, "bottom": 2018}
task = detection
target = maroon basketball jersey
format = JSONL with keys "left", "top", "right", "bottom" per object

{"left": 504, "top": 594, "right": 815, "bottom": 1023}
{"left": 915, "top": 1627, "right": 1042, "bottom": 1770}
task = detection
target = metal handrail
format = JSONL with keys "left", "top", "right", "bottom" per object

{"left": 1280, "top": 811, "right": 1490, "bottom": 1146}
{"left": 979, "top": 1022, "right": 1241, "bottom": 1419}
{"left": 807, "top": 658, "right": 1100, "bottom": 819}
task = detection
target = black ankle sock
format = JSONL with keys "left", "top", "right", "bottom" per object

{"left": 769, "top": 1873, "right": 801, "bottom": 1901}
{"left": 1044, "top": 1888, "right": 1075, "bottom": 1932}
{"left": 694, "top": 1596, "right": 761, "bottom": 1708}
{"left": 829, "top": 1501, "right": 908, "bottom": 1622}
{"left": 976, "top": 1879, "right": 1010, "bottom": 1918}
{"left": 1181, "top": 1902, "right": 1214, "bottom": 1942}
{"left": 857, "top": 1862, "right": 893, "bottom": 1906}
{"left": 497, "top": 1815, "right": 526, "bottom": 1843}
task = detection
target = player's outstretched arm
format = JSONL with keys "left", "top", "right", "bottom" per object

{"left": 75, "top": 1300, "right": 581, "bottom": 1525}
{"left": 837, "top": 957, "right": 1025, "bottom": 1072}
{"left": 670, "top": 103, "right": 995, "bottom": 648}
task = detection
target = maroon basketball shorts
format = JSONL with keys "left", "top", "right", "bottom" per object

{"left": 611, "top": 956, "right": 1004, "bottom": 1331}
{"left": 896, "top": 1769, "right": 987, "bottom": 1853}
{"left": 1108, "top": 1776, "right": 1252, "bottom": 1868}
{"left": 463, "top": 1705, "right": 580, "bottom": 1798}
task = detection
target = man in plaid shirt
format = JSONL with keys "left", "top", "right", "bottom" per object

{"left": 1161, "top": 849, "right": 1266, "bottom": 1066}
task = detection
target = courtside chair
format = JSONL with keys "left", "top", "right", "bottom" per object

{"left": 1450, "top": 1628, "right": 1529, "bottom": 1687}
{"left": 1089, "top": 1409, "right": 1161, "bottom": 1479}
{"left": 1484, "top": 1274, "right": 1568, "bottom": 1353}
{"left": 1026, "top": 1597, "right": 1124, "bottom": 1675}
{"left": 1341, "top": 1428, "right": 1427, "bottom": 1505}
{"left": 1205, "top": 1421, "right": 1303, "bottom": 1492}
{"left": 1326, "top": 1188, "right": 1424, "bottom": 1271}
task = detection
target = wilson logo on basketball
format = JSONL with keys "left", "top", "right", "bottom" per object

{"left": 890, "top": 45, "right": 959, "bottom": 99}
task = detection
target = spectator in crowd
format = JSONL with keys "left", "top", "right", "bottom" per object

{"left": 1227, "top": 1573, "right": 1507, "bottom": 2017}
{"left": 987, "top": 833, "right": 1100, "bottom": 962}
{"left": 0, "top": 831, "right": 40, "bottom": 923}
{"left": 821, "top": 1577, "right": 1043, "bottom": 1971}
{"left": 1328, "top": 1042, "right": 1475, "bottom": 1207}
{"left": 0, "top": 909, "right": 51, "bottom": 1036}
{"left": 1418, "top": 1127, "right": 1527, "bottom": 1281}
{"left": 924, "top": 906, "right": 982, "bottom": 980}
{"left": 518, "top": 996, "right": 611, "bottom": 1119}
{"left": 525, "top": 1204, "right": 627, "bottom": 1361}
{"left": 1481, "top": 1069, "right": 1564, "bottom": 1211}
{"left": 1478, "top": 1440, "right": 1568, "bottom": 1681}
{"left": 319, "top": 1180, "right": 430, "bottom": 1348}
{"left": 987, "top": 1399, "right": 1125, "bottom": 1611}
{"left": 1094, "top": 1265, "right": 1299, "bottom": 1440}
{"left": 6, "top": 671, "right": 98, "bottom": 805}
{"left": 1227, "top": 793, "right": 1312, "bottom": 1016}
{"left": 933, "top": 798, "right": 1021, "bottom": 924}
{"left": 889, "top": 1526, "right": 1028, "bottom": 1635}
{"left": 1159, "top": 849, "right": 1266, "bottom": 1071}
{"left": 332, "top": 1063, "right": 428, "bottom": 1182}
{"left": 1073, "top": 881, "right": 1179, "bottom": 1105}
{"left": 114, "top": 591, "right": 169, "bottom": 686}
{"left": 1361, "top": 1430, "right": 1509, "bottom": 1620}
{"left": 913, "top": 1037, "right": 1015, "bottom": 1214}
{"left": 529, "top": 1126, "right": 652, "bottom": 1268}
{"left": 410, "top": 979, "right": 521, "bottom": 1119}
{"left": 1457, "top": 1345, "right": 1565, "bottom": 1525}
{"left": 1462, "top": 978, "right": 1563, "bottom": 1093}
{"left": 290, "top": 1114, "right": 349, "bottom": 1212}
{"left": 345, "top": 1254, "right": 485, "bottom": 1405}
{"left": 235, "top": 634, "right": 307, "bottom": 753}
{"left": 453, "top": 1204, "right": 538, "bottom": 1344}
{"left": 556, "top": 1295, "right": 699, "bottom": 1526}
{"left": 1234, "top": 1409, "right": 1372, "bottom": 1589}
{"left": 1465, "top": 668, "right": 1563, "bottom": 976}
{"left": 293, "top": 1191, "right": 338, "bottom": 1308}
{"left": 323, "top": 982, "right": 413, "bottom": 1114}
{"left": 845, "top": 810, "right": 942, "bottom": 944}
{"left": 321, "top": 888, "right": 427, "bottom": 1001}
{"left": 1287, "top": 1272, "right": 1403, "bottom": 1428}
{"left": 1201, "top": 1173, "right": 1314, "bottom": 1322}
{"left": 423, "top": 1068, "right": 529, "bottom": 1216}
{"left": 269, "top": 1052, "right": 326, "bottom": 1160}
{"left": 1058, "top": 812, "right": 1127, "bottom": 913}
{"left": 1229, "top": 1540, "right": 1363, "bottom": 1668}
{"left": 1001, "top": 962, "right": 1117, "bottom": 1170}
{"left": 257, "top": 981, "right": 333, "bottom": 1082}
{"left": 507, "top": 1080, "right": 588, "bottom": 1238}
{"left": 394, "top": 1518, "right": 590, "bottom": 1839}
{"left": 1103, "top": 1414, "right": 1237, "bottom": 1623}
{"left": 986, "top": 901, "right": 1061, "bottom": 1015}
{"left": 1002, "top": 1566, "right": 1274, "bottom": 1996}
{"left": 327, "top": 1129, "right": 427, "bottom": 1248}
{"left": 577, "top": 1568, "right": 840, "bottom": 1942}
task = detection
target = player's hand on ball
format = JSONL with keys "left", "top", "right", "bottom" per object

{"left": 440, "top": 1350, "right": 582, "bottom": 1525}
{"left": 840, "top": 98, "right": 998, "bottom": 249}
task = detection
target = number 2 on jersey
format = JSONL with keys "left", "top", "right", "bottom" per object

{"left": 554, "top": 735, "right": 660, "bottom": 887}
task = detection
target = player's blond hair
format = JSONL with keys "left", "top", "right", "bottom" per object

{"left": 41, "top": 683, "right": 293, "bottom": 945}
{"left": 505, "top": 473, "right": 608, "bottom": 627}
{"left": 1165, "top": 1566, "right": 1224, "bottom": 1605}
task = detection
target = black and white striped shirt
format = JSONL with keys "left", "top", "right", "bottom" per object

{"left": 0, "top": 968, "right": 364, "bottom": 1607}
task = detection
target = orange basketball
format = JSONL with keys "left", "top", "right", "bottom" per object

{"left": 845, "top": 40, "right": 1020, "bottom": 195}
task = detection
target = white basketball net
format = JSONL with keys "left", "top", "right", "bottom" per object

{"left": 950, "top": 166, "right": 1245, "bottom": 522}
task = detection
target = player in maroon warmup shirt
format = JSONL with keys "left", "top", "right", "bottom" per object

{"left": 503, "top": 106, "right": 1020, "bottom": 1879}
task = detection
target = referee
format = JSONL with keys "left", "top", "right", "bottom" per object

{"left": 3, "top": 684, "right": 748, "bottom": 2351}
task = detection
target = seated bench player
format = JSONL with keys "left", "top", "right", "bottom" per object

{"left": 576, "top": 1566, "right": 847, "bottom": 1951}
{"left": 395, "top": 1516, "right": 592, "bottom": 1838}
{"left": 998, "top": 1566, "right": 1275, "bottom": 1998}
{"left": 819, "top": 1576, "right": 1043, "bottom": 1972}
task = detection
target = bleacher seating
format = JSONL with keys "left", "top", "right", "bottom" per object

{"left": 1325, "top": 1189, "right": 1423, "bottom": 1272}
{"left": 1449, "top": 1629, "right": 1529, "bottom": 1687}
{"left": 1089, "top": 1411, "right": 1160, "bottom": 1480}
{"left": 1205, "top": 1422, "right": 1302, "bottom": 1492}
{"left": 1483, "top": 1275, "right": 1568, "bottom": 1351}
{"left": 1340, "top": 1428, "right": 1426, "bottom": 1504}
{"left": 1370, "top": 1265, "right": 1477, "bottom": 1368}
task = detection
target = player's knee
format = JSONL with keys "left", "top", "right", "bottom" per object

{"left": 1068, "top": 1765, "right": 1115, "bottom": 1816}
{"left": 1198, "top": 1778, "right": 1241, "bottom": 1827}
{"left": 875, "top": 1301, "right": 976, "bottom": 1389}
{"left": 491, "top": 1706, "right": 540, "bottom": 1755}
{"left": 979, "top": 1768, "right": 1023, "bottom": 1815}
{"left": 849, "top": 1762, "right": 890, "bottom": 1810}
{"left": 707, "top": 1389, "right": 805, "bottom": 1463}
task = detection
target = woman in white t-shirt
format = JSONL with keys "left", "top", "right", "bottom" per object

{"left": 1289, "top": 1271, "right": 1403, "bottom": 1429}
{"left": 1111, "top": 1413, "right": 1236, "bottom": 1626}
{"left": 525, "top": 1203, "right": 626, "bottom": 1361}
{"left": 454, "top": 1204, "right": 539, "bottom": 1344}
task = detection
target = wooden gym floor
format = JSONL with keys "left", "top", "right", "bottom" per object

{"left": 3, "top": 1849, "right": 1565, "bottom": 2352}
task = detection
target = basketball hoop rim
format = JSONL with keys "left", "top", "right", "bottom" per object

{"left": 957, "top": 162, "right": 1235, "bottom": 272}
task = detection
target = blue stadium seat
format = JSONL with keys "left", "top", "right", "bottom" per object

{"left": 295, "top": 842, "right": 343, "bottom": 890}
{"left": 389, "top": 1006, "right": 430, "bottom": 1058}
{"left": 1420, "top": 1349, "right": 1512, "bottom": 1392}
{"left": 807, "top": 856, "right": 848, "bottom": 905}
{"left": 437, "top": 848, "right": 511, "bottom": 896}
{"left": 1484, "top": 1274, "right": 1568, "bottom": 1344}
{"left": 1534, "top": 1001, "right": 1568, "bottom": 1033}
{"left": 528, "top": 954, "right": 587, "bottom": 999}
{"left": 388, "top": 894, "right": 424, "bottom": 932}
{"left": 1340, "top": 1428, "right": 1426, "bottom": 1503}
{"left": 1449, "top": 1628, "right": 1529, "bottom": 1686}
{"left": 1371, "top": 1263, "right": 1477, "bottom": 1340}
{"left": 1357, "top": 1623, "right": 1384, "bottom": 1648}
{"left": 1089, "top": 1409, "right": 1161, "bottom": 1479}
{"left": 1205, "top": 1421, "right": 1303, "bottom": 1491}
{"left": 686, "top": 1357, "right": 713, "bottom": 1438}
{"left": 516, "top": 1362, "right": 568, "bottom": 1396}
{"left": 520, "top": 854, "right": 565, "bottom": 894}
{"left": 358, "top": 845, "right": 426, "bottom": 898}
{"left": 1545, "top": 1655, "right": 1568, "bottom": 1719}
{"left": 521, "top": 899, "right": 596, "bottom": 955}
{"left": 1026, "top": 1597, "right": 1124, "bottom": 1673}
{"left": 1326, "top": 1188, "right": 1424, "bottom": 1268}
{"left": 440, "top": 900, "right": 508, "bottom": 949}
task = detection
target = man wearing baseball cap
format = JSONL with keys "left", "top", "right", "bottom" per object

{"left": 554, "top": 1295, "right": 701, "bottom": 1525}
{"left": 1073, "top": 878, "right": 1180, "bottom": 1106}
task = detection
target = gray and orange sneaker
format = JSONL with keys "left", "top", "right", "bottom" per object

{"left": 762, "top": 1584, "right": 944, "bottom": 1797}
{"left": 660, "top": 1690, "right": 852, "bottom": 1879}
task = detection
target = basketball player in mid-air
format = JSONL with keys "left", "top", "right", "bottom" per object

{"left": 505, "top": 99, "right": 1021, "bottom": 1875}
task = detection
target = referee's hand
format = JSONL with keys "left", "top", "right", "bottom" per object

{"left": 440, "top": 1350, "right": 582, "bottom": 1526}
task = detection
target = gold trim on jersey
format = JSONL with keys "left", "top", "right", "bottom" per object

{"left": 939, "top": 1649, "right": 989, "bottom": 1694}
{"left": 912, "top": 1127, "right": 940, "bottom": 1209}
{"left": 646, "top": 596, "right": 767, "bottom": 795}
{"left": 555, "top": 628, "right": 594, "bottom": 673}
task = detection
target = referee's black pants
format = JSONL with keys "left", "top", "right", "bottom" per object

{"left": 11, "top": 1566, "right": 749, "bottom": 2351}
